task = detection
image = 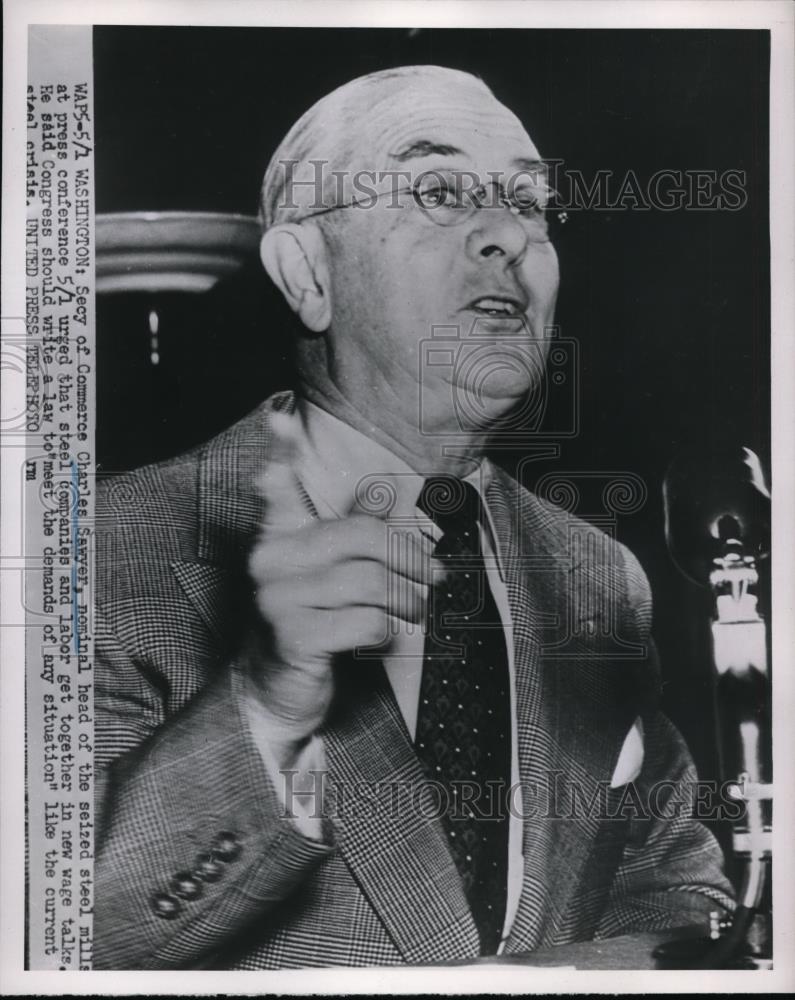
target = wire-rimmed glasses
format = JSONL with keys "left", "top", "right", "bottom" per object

{"left": 295, "top": 169, "right": 569, "bottom": 243}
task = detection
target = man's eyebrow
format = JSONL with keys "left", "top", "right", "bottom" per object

{"left": 512, "top": 157, "right": 547, "bottom": 173}
{"left": 389, "top": 140, "right": 465, "bottom": 161}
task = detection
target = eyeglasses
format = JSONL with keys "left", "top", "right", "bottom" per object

{"left": 296, "top": 170, "right": 569, "bottom": 243}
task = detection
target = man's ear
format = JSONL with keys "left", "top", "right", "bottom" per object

{"left": 259, "top": 223, "right": 332, "bottom": 333}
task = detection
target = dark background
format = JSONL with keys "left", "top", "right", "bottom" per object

{"left": 93, "top": 27, "right": 770, "bottom": 861}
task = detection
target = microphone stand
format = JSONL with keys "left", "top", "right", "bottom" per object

{"left": 694, "top": 535, "right": 772, "bottom": 968}
{"left": 655, "top": 459, "right": 772, "bottom": 970}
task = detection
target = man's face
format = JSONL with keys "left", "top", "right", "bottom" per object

{"left": 319, "top": 77, "right": 560, "bottom": 431}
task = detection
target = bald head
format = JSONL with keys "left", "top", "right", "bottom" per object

{"left": 259, "top": 65, "right": 526, "bottom": 229}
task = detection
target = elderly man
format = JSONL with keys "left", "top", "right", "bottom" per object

{"left": 94, "top": 65, "right": 734, "bottom": 969}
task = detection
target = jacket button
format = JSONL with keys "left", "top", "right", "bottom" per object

{"left": 151, "top": 892, "right": 182, "bottom": 919}
{"left": 211, "top": 832, "right": 242, "bottom": 862}
{"left": 170, "top": 871, "right": 204, "bottom": 901}
{"left": 194, "top": 853, "right": 223, "bottom": 882}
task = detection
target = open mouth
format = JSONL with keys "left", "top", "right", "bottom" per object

{"left": 468, "top": 295, "right": 525, "bottom": 317}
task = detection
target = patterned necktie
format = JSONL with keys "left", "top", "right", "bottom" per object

{"left": 415, "top": 476, "right": 511, "bottom": 955}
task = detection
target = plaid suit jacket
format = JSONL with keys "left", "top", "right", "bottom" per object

{"left": 93, "top": 391, "right": 734, "bottom": 970}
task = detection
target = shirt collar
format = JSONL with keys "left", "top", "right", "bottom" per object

{"left": 293, "top": 400, "right": 497, "bottom": 535}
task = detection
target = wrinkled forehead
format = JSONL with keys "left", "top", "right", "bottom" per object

{"left": 350, "top": 78, "right": 539, "bottom": 175}
{"left": 261, "top": 71, "right": 543, "bottom": 228}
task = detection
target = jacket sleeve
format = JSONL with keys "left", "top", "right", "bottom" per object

{"left": 93, "top": 612, "right": 335, "bottom": 970}
{"left": 595, "top": 544, "right": 736, "bottom": 938}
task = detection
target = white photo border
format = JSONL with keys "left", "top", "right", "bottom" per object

{"left": 2, "top": 1, "right": 793, "bottom": 994}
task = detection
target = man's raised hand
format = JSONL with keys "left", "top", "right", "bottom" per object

{"left": 241, "top": 413, "right": 435, "bottom": 761}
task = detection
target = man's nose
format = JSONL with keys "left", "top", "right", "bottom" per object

{"left": 465, "top": 206, "right": 529, "bottom": 265}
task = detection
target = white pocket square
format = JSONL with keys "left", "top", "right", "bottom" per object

{"left": 610, "top": 716, "right": 645, "bottom": 787}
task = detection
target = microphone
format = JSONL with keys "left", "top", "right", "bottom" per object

{"left": 662, "top": 444, "right": 770, "bottom": 588}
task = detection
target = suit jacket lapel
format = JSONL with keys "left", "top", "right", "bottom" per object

{"left": 487, "top": 468, "right": 642, "bottom": 953}
{"left": 171, "top": 396, "right": 294, "bottom": 659}
{"left": 322, "top": 659, "right": 479, "bottom": 962}
{"left": 170, "top": 561, "right": 230, "bottom": 646}
{"left": 195, "top": 391, "right": 297, "bottom": 564}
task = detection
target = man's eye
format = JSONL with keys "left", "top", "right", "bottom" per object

{"left": 512, "top": 188, "right": 547, "bottom": 214}
{"left": 416, "top": 181, "right": 459, "bottom": 209}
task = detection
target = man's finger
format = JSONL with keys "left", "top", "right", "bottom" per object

{"left": 296, "top": 560, "right": 427, "bottom": 623}
{"left": 254, "top": 412, "right": 313, "bottom": 535}
{"left": 348, "top": 482, "right": 441, "bottom": 583}
{"left": 254, "top": 516, "right": 440, "bottom": 585}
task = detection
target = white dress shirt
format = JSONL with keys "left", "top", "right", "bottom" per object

{"left": 247, "top": 400, "right": 524, "bottom": 951}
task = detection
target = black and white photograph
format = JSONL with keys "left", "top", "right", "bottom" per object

{"left": 2, "top": 0, "right": 793, "bottom": 992}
